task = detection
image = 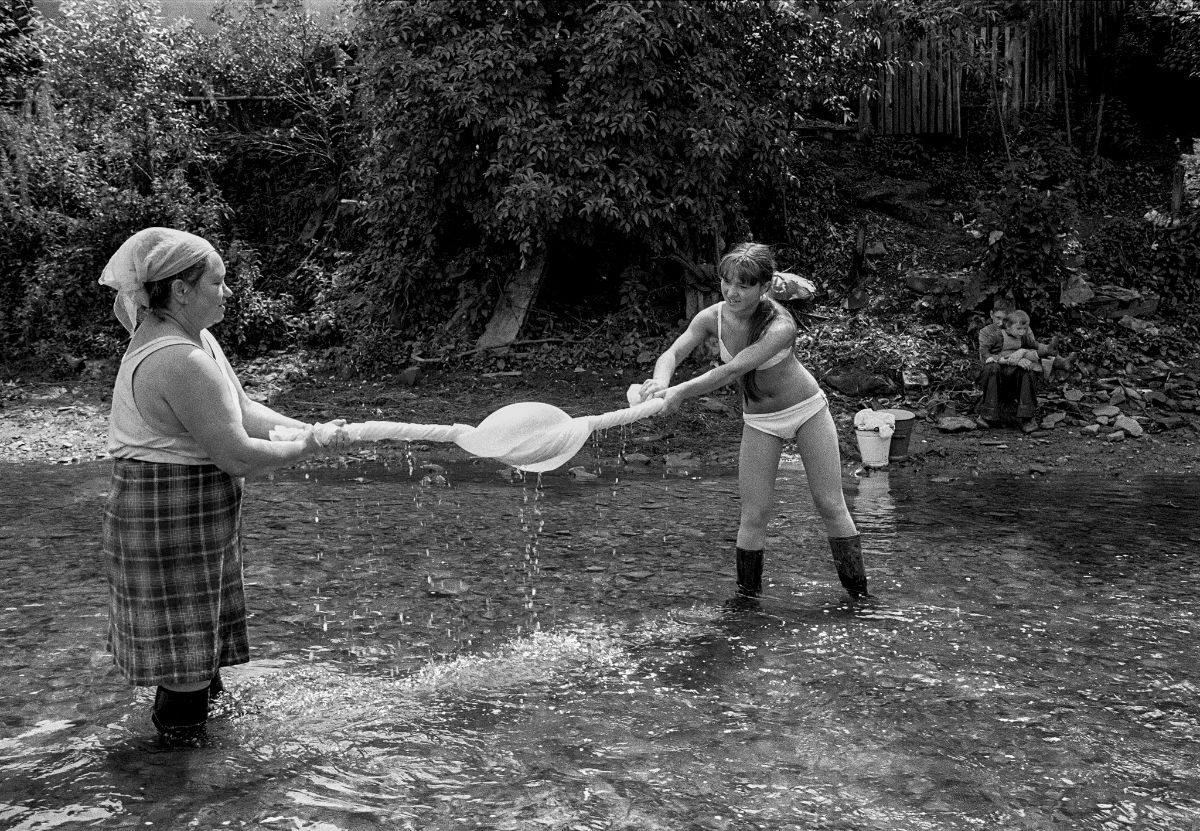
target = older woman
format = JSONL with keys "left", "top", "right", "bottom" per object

{"left": 99, "top": 227, "right": 347, "bottom": 742}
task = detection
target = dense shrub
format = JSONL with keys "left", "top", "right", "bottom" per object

{"left": 1086, "top": 211, "right": 1200, "bottom": 317}
{"left": 345, "top": 0, "right": 880, "bottom": 357}
{"left": 0, "top": 0, "right": 353, "bottom": 362}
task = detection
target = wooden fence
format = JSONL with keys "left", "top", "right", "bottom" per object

{"left": 860, "top": 0, "right": 1128, "bottom": 137}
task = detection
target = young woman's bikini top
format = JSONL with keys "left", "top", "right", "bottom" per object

{"left": 716, "top": 302, "right": 793, "bottom": 369}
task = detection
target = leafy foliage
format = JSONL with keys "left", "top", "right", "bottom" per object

{"left": 178, "top": 0, "right": 358, "bottom": 287}
{"left": 1148, "top": 0, "right": 1200, "bottom": 79}
{"left": 0, "top": 0, "right": 351, "bottom": 360}
{"left": 0, "top": 0, "right": 226, "bottom": 354}
{"left": 1086, "top": 211, "right": 1200, "bottom": 317}
{"left": 957, "top": 178, "right": 1074, "bottom": 326}
{"left": 345, "top": 0, "right": 880, "bottom": 348}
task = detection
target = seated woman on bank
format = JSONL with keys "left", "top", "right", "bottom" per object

{"left": 976, "top": 303, "right": 1056, "bottom": 432}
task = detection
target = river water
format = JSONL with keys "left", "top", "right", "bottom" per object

{"left": 2, "top": 452, "right": 1199, "bottom": 830}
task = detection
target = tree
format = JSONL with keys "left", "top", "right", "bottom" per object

{"left": 0, "top": 0, "right": 356, "bottom": 360}
{"left": 349, "top": 0, "right": 878, "bottom": 349}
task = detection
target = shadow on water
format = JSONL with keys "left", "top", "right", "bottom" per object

{"left": 2, "top": 453, "right": 1200, "bottom": 830}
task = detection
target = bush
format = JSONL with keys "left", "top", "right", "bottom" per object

{"left": 1086, "top": 211, "right": 1200, "bottom": 319}
{"left": 0, "top": 0, "right": 356, "bottom": 363}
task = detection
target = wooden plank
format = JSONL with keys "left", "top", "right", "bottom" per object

{"left": 941, "top": 37, "right": 948, "bottom": 136}
{"left": 914, "top": 38, "right": 921, "bottom": 133}
{"left": 926, "top": 37, "right": 934, "bottom": 133}
{"left": 956, "top": 28, "right": 964, "bottom": 137}
{"left": 887, "top": 33, "right": 895, "bottom": 134}
{"left": 949, "top": 36, "right": 956, "bottom": 136}
{"left": 1029, "top": 15, "right": 1039, "bottom": 109}
{"left": 931, "top": 40, "right": 939, "bottom": 134}
{"left": 933, "top": 38, "right": 940, "bottom": 134}
{"left": 922, "top": 38, "right": 931, "bottom": 133}
{"left": 1021, "top": 22, "right": 1027, "bottom": 113}
{"left": 885, "top": 33, "right": 894, "bottom": 134}
{"left": 910, "top": 46, "right": 917, "bottom": 133}
{"left": 883, "top": 70, "right": 892, "bottom": 136}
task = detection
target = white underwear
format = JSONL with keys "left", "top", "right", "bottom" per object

{"left": 743, "top": 390, "right": 828, "bottom": 439}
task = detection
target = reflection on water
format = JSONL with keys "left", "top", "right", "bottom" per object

{"left": 2, "top": 457, "right": 1200, "bottom": 830}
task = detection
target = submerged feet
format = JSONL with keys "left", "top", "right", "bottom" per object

{"left": 152, "top": 671, "right": 225, "bottom": 746}
{"left": 735, "top": 539, "right": 870, "bottom": 600}
{"left": 151, "top": 685, "right": 209, "bottom": 746}
{"left": 735, "top": 548, "right": 763, "bottom": 597}
{"left": 829, "top": 535, "right": 869, "bottom": 599}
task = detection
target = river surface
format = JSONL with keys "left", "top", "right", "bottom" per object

{"left": 2, "top": 452, "right": 1199, "bottom": 830}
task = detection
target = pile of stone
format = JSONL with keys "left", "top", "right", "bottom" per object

{"left": 1060, "top": 361, "right": 1198, "bottom": 440}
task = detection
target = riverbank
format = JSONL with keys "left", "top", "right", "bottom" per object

{"left": 3, "top": 359, "right": 1197, "bottom": 479}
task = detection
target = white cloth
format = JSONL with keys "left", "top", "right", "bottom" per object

{"left": 99, "top": 227, "right": 223, "bottom": 334}
{"left": 271, "top": 385, "right": 666, "bottom": 472}
{"left": 773, "top": 271, "right": 816, "bottom": 301}
{"left": 743, "top": 390, "right": 827, "bottom": 439}
{"left": 854, "top": 408, "right": 895, "bottom": 439}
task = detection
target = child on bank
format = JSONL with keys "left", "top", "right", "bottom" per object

{"left": 997, "top": 310, "right": 1043, "bottom": 370}
{"left": 993, "top": 309, "right": 1075, "bottom": 378}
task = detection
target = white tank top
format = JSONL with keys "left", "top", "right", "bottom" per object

{"left": 107, "top": 330, "right": 241, "bottom": 464}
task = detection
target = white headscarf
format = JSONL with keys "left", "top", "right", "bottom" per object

{"left": 98, "top": 227, "right": 223, "bottom": 334}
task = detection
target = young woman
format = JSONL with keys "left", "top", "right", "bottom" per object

{"left": 637, "top": 242, "right": 866, "bottom": 599}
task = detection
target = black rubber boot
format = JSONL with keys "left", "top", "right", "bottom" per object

{"left": 206, "top": 670, "right": 226, "bottom": 715}
{"left": 736, "top": 547, "right": 763, "bottom": 597}
{"left": 151, "top": 686, "right": 209, "bottom": 744}
{"left": 829, "top": 535, "right": 869, "bottom": 598}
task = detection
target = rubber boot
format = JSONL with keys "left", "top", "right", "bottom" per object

{"left": 209, "top": 670, "right": 225, "bottom": 700}
{"left": 736, "top": 547, "right": 763, "bottom": 597}
{"left": 151, "top": 686, "right": 209, "bottom": 744}
{"left": 207, "top": 670, "right": 226, "bottom": 715}
{"left": 829, "top": 535, "right": 869, "bottom": 598}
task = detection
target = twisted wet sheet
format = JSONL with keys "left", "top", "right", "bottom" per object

{"left": 271, "top": 385, "right": 665, "bottom": 472}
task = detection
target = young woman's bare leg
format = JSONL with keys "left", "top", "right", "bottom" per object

{"left": 737, "top": 424, "right": 784, "bottom": 549}
{"left": 794, "top": 406, "right": 867, "bottom": 596}
{"left": 793, "top": 406, "right": 857, "bottom": 538}
{"left": 733, "top": 424, "right": 784, "bottom": 595}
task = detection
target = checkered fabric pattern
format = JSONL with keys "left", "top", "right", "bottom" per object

{"left": 102, "top": 460, "right": 249, "bottom": 685}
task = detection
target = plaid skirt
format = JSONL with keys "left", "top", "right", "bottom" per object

{"left": 102, "top": 459, "right": 249, "bottom": 686}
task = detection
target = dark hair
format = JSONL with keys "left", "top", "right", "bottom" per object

{"left": 145, "top": 260, "right": 209, "bottom": 312}
{"left": 991, "top": 297, "right": 1016, "bottom": 315}
{"left": 717, "top": 242, "right": 785, "bottom": 402}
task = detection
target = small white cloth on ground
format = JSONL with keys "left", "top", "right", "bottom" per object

{"left": 271, "top": 385, "right": 665, "bottom": 472}
{"left": 854, "top": 408, "right": 896, "bottom": 439}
